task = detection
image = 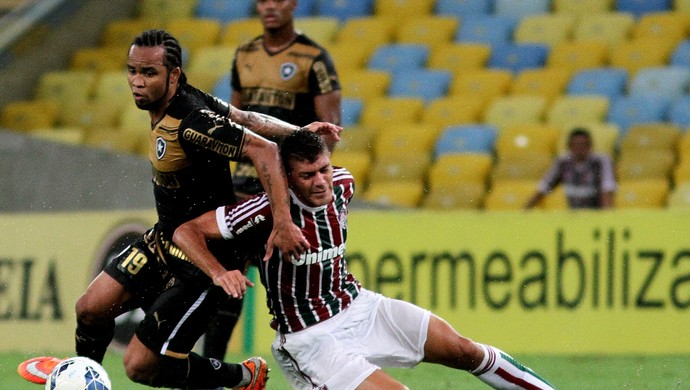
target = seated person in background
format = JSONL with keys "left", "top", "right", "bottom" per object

{"left": 525, "top": 127, "right": 616, "bottom": 209}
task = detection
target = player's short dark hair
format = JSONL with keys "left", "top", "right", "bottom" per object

{"left": 280, "top": 130, "right": 327, "bottom": 173}
{"left": 131, "top": 29, "right": 187, "bottom": 85}
{"left": 568, "top": 127, "right": 592, "bottom": 146}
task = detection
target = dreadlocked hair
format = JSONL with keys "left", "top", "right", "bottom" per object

{"left": 280, "top": 130, "right": 327, "bottom": 174}
{"left": 131, "top": 29, "right": 187, "bottom": 85}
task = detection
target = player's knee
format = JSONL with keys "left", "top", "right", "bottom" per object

{"left": 75, "top": 293, "right": 98, "bottom": 325}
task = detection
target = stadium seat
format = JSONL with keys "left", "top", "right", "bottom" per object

{"left": 101, "top": 19, "right": 162, "bottom": 47}
{"left": 615, "top": 179, "right": 670, "bottom": 209}
{"left": 540, "top": 185, "right": 568, "bottom": 210}
{"left": 509, "top": 68, "right": 571, "bottom": 102}
{"left": 367, "top": 154, "right": 431, "bottom": 184}
{"left": 1, "top": 100, "right": 58, "bottom": 132}
{"left": 491, "top": 152, "right": 553, "bottom": 181}
{"left": 632, "top": 11, "right": 690, "bottom": 45}
{"left": 619, "top": 123, "right": 681, "bottom": 152}
{"left": 359, "top": 97, "right": 425, "bottom": 128}
{"left": 609, "top": 37, "right": 676, "bottom": 76}
{"left": 572, "top": 12, "right": 635, "bottom": 47}
{"left": 118, "top": 103, "right": 154, "bottom": 134}
{"left": 70, "top": 46, "right": 127, "bottom": 73}
{"left": 315, "top": 0, "right": 374, "bottom": 22}
{"left": 219, "top": 18, "right": 263, "bottom": 47}
{"left": 330, "top": 150, "right": 371, "bottom": 186}
{"left": 165, "top": 18, "right": 221, "bottom": 54}
{"left": 566, "top": 67, "right": 628, "bottom": 100}
{"left": 553, "top": 0, "right": 614, "bottom": 15}
{"left": 616, "top": 150, "right": 676, "bottom": 180}
{"left": 546, "top": 95, "right": 610, "bottom": 129}
{"left": 435, "top": 0, "right": 493, "bottom": 16}
{"left": 338, "top": 69, "right": 391, "bottom": 103}
{"left": 676, "top": 0, "right": 690, "bottom": 13}
{"left": 327, "top": 43, "right": 372, "bottom": 71}
{"left": 616, "top": 0, "right": 672, "bottom": 18}
{"left": 340, "top": 98, "right": 364, "bottom": 126}
{"left": 138, "top": 0, "right": 197, "bottom": 22}
{"left": 395, "top": 16, "right": 459, "bottom": 49}
{"left": 186, "top": 45, "right": 236, "bottom": 92}
{"left": 374, "top": 0, "right": 435, "bottom": 18}
{"left": 487, "top": 43, "right": 549, "bottom": 74}
{"left": 83, "top": 127, "right": 144, "bottom": 155}
{"left": 454, "top": 15, "right": 517, "bottom": 47}
{"left": 211, "top": 72, "right": 232, "bottom": 101}
{"left": 546, "top": 41, "right": 609, "bottom": 74}
{"left": 668, "top": 95, "right": 690, "bottom": 129}
{"left": 667, "top": 182, "right": 690, "bottom": 208}
{"left": 60, "top": 100, "right": 121, "bottom": 130}
{"left": 362, "top": 181, "right": 425, "bottom": 208}
{"left": 194, "top": 0, "right": 253, "bottom": 22}
{"left": 294, "top": 16, "right": 340, "bottom": 45}
{"left": 422, "top": 182, "right": 487, "bottom": 210}
{"left": 449, "top": 68, "right": 513, "bottom": 100}
{"left": 293, "top": 0, "right": 316, "bottom": 16}
{"left": 514, "top": 14, "right": 577, "bottom": 48}
{"left": 484, "top": 180, "right": 537, "bottom": 210}
{"left": 92, "top": 70, "right": 132, "bottom": 110}
{"left": 336, "top": 126, "right": 377, "bottom": 153}
{"left": 30, "top": 127, "right": 85, "bottom": 146}
{"left": 673, "top": 158, "right": 690, "bottom": 184}
{"left": 433, "top": 124, "right": 498, "bottom": 157}
{"left": 387, "top": 69, "right": 452, "bottom": 103}
{"left": 495, "top": 123, "right": 561, "bottom": 158}
{"left": 428, "top": 43, "right": 491, "bottom": 73}
{"left": 373, "top": 124, "right": 439, "bottom": 159}
{"left": 368, "top": 43, "right": 430, "bottom": 74}
{"left": 35, "top": 70, "right": 97, "bottom": 110}
{"left": 670, "top": 39, "right": 690, "bottom": 70}
{"left": 628, "top": 66, "right": 690, "bottom": 99}
{"left": 494, "top": 0, "right": 550, "bottom": 18}
{"left": 335, "top": 17, "right": 397, "bottom": 52}
{"left": 428, "top": 153, "right": 494, "bottom": 185}
{"left": 556, "top": 122, "right": 620, "bottom": 155}
{"left": 607, "top": 94, "right": 672, "bottom": 135}
{"left": 421, "top": 95, "right": 489, "bottom": 129}
{"left": 483, "top": 95, "right": 548, "bottom": 131}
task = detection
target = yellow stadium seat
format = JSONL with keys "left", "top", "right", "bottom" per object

{"left": 449, "top": 69, "right": 513, "bottom": 100}
{"left": 546, "top": 95, "right": 610, "bottom": 129}
{"left": 484, "top": 180, "right": 537, "bottom": 211}
{"left": 632, "top": 11, "right": 690, "bottom": 45}
{"left": 615, "top": 179, "right": 669, "bottom": 209}
{"left": 428, "top": 42, "right": 491, "bottom": 73}
{"left": 619, "top": 123, "right": 681, "bottom": 153}
{"left": 59, "top": 100, "right": 122, "bottom": 130}
{"left": 165, "top": 18, "right": 221, "bottom": 54}
{"left": 495, "top": 124, "right": 561, "bottom": 158}
{"left": 362, "top": 181, "right": 425, "bottom": 208}
{"left": 83, "top": 127, "right": 143, "bottom": 154}
{"left": 372, "top": 124, "right": 439, "bottom": 159}
{"left": 541, "top": 185, "right": 568, "bottom": 210}
{"left": 677, "top": 131, "right": 690, "bottom": 161}
{"left": 186, "top": 45, "right": 236, "bottom": 92}
{"left": 676, "top": 0, "right": 690, "bottom": 13}
{"left": 514, "top": 13, "right": 577, "bottom": 47}
{"left": 219, "top": 18, "right": 263, "bottom": 47}
{"left": 572, "top": 12, "right": 635, "bottom": 47}
{"left": 609, "top": 38, "right": 676, "bottom": 76}
{"left": 422, "top": 182, "right": 486, "bottom": 210}
{"left": 339, "top": 70, "right": 391, "bottom": 103}
{"left": 137, "top": 0, "right": 197, "bottom": 22}
{"left": 335, "top": 17, "right": 396, "bottom": 52}
{"left": 553, "top": 0, "right": 614, "bottom": 15}
{"left": 71, "top": 46, "right": 128, "bottom": 73}
{"left": 295, "top": 16, "right": 340, "bottom": 45}
{"left": 374, "top": 0, "right": 435, "bottom": 18}
{"left": 667, "top": 182, "right": 690, "bottom": 208}
{"left": 30, "top": 127, "right": 85, "bottom": 146}
{"left": 327, "top": 42, "right": 373, "bottom": 71}
{"left": 483, "top": 96, "right": 547, "bottom": 131}
{"left": 421, "top": 95, "right": 490, "bottom": 129}
{"left": 617, "top": 150, "right": 676, "bottom": 180}
{"left": 491, "top": 152, "right": 553, "bottom": 181}
{"left": 428, "top": 153, "right": 493, "bottom": 186}
{"left": 330, "top": 150, "right": 372, "bottom": 186}
{"left": 1, "top": 100, "right": 59, "bottom": 132}
{"left": 360, "top": 97, "right": 425, "bottom": 128}
{"left": 35, "top": 70, "right": 98, "bottom": 110}
{"left": 336, "top": 126, "right": 377, "bottom": 153}
{"left": 673, "top": 158, "right": 690, "bottom": 184}
{"left": 101, "top": 19, "right": 163, "bottom": 47}
{"left": 395, "top": 16, "right": 459, "bottom": 49}
{"left": 546, "top": 41, "right": 609, "bottom": 73}
{"left": 118, "top": 104, "right": 153, "bottom": 134}
{"left": 92, "top": 71, "right": 132, "bottom": 110}
{"left": 556, "top": 122, "right": 620, "bottom": 155}
{"left": 510, "top": 68, "right": 571, "bottom": 102}
{"left": 367, "top": 153, "right": 431, "bottom": 184}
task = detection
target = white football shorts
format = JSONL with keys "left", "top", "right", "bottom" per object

{"left": 271, "top": 288, "right": 431, "bottom": 390}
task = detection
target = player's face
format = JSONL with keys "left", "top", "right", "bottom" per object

{"left": 127, "top": 45, "right": 175, "bottom": 111}
{"left": 287, "top": 153, "right": 334, "bottom": 207}
{"left": 256, "top": 0, "right": 296, "bottom": 30}
{"left": 569, "top": 134, "right": 592, "bottom": 161}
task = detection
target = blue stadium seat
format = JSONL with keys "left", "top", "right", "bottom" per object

{"left": 212, "top": 72, "right": 232, "bottom": 101}
{"left": 368, "top": 43, "right": 430, "bottom": 74}
{"left": 434, "top": 124, "right": 498, "bottom": 157}
{"left": 436, "top": 0, "right": 493, "bottom": 16}
{"left": 455, "top": 15, "right": 517, "bottom": 47}
{"left": 488, "top": 43, "right": 549, "bottom": 74}
{"left": 341, "top": 98, "right": 364, "bottom": 126}
{"left": 195, "top": 0, "right": 253, "bottom": 22}
{"left": 670, "top": 40, "right": 690, "bottom": 70}
{"left": 628, "top": 66, "right": 690, "bottom": 99}
{"left": 616, "top": 0, "right": 671, "bottom": 18}
{"left": 294, "top": 0, "right": 316, "bottom": 16}
{"left": 668, "top": 95, "right": 690, "bottom": 130}
{"left": 316, "top": 0, "right": 373, "bottom": 22}
{"left": 607, "top": 95, "right": 672, "bottom": 135}
{"left": 388, "top": 69, "right": 453, "bottom": 103}
{"left": 494, "top": 0, "right": 550, "bottom": 19}
{"left": 567, "top": 68, "right": 628, "bottom": 101}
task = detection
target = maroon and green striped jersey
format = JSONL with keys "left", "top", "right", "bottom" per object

{"left": 217, "top": 167, "right": 360, "bottom": 333}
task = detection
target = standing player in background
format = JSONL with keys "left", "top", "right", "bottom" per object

{"left": 174, "top": 130, "right": 555, "bottom": 390}
{"left": 202, "top": 0, "right": 342, "bottom": 363}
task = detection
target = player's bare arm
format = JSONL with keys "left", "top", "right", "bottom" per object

{"left": 314, "top": 91, "right": 342, "bottom": 152}
{"left": 241, "top": 131, "right": 310, "bottom": 260}
{"left": 173, "top": 212, "right": 252, "bottom": 298}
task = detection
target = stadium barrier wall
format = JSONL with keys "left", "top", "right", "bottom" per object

{"left": 0, "top": 209, "right": 688, "bottom": 355}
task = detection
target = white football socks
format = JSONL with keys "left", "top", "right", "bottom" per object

{"left": 471, "top": 344, "right": 555, "bottom": 390}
